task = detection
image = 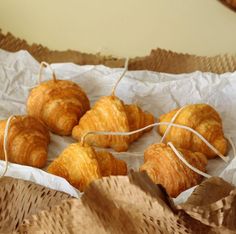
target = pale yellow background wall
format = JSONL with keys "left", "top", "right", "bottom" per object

{"left": 0, "top": 0, "right": 236, "bottom": 57}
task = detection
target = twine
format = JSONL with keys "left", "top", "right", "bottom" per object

{"left": 160, "top": 105, "right": 234, "bottom": 162}
{"left": 81, "top": 122, "right": 229, "bottom": 161}
{"left": 160, "top": 105, "right": 188, "bottom": 143}
{"left": 167, "top": 142, "right": 211, "bottom": 178}
{"left": 227, "top": 136, "right": 236, "bottom": 158}
{"left": 0, "top": 115, "right": 15, "bottom": 178}
{"left": 111, "top": 58, "right": 129, "bottom": 96}
{"left": 38, "top": 61, "right": 57, "bottom": 84}
{"left": 160, "top": 104, "right": 211, "bottom": 178}
{"left": 80, "top": 121, "right": 235, "bottom": 179}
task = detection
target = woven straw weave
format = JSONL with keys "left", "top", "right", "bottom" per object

{"left": 5, "top": 173, "right": 234, "bottom": 233}
{"left": 1, "top": 30, "right": 236, "bottom": 233}
{"left": 0, "top": 177, "right": 71, "bottom": 234}
{"left": 1, "top": 30, "right": 236, "bottom": 74}
{"left": 0, "top": 30, "right": 124, "bottom": 68}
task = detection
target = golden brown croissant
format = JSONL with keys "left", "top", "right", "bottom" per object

{"left": 125, "top": 104, "right": 155, "bottom": 143}
{"left": 0, "top": 115, "right": 50, "bottom": 168}
{"left": 96, "top": 151, "right": 127, "bottom": 176}
{"left": 47, "top": 143, "right": 127, "bottom": 191}
{"left": 72, "top": 95, "right": 154, "bottom": 152}
{"left": 27, "top": 79, "right": 90, "bottom": 136}
{"left": 158, "top": 104, "right": 228, "bottom": 159}
{"left": 47, "top": 143, "right": 101, "bottom": 191}
{"left": 140, "top": 143, "right": 208, "bottom": 197}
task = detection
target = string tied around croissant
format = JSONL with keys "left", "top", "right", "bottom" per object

{"left": 167, "top": 142, "right": 211, "bottom": 178}
{"left": 38, "top": 61, "right": 57, "bottom": 84}
{"left": 159, "top": 104, "right": 212, "bottom": 177}
{"left": 0, "top": 115, "right": 15, "bottom": 178}
{"left": 81, "top": 122, "right": 232, "bottom": 162}
{"left": 160, "top": 105, "right": 189, "bottom": 143}
{"left": 111, "top": 57, "right": 129, "bottom": 97}
{"left": 160, "top": 104, "right": 236, "bottom": 163}
{"left": 80, "top": 122, "right": 236, "bottom": 178}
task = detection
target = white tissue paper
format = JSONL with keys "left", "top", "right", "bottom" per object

{"left": 0, "top": 49, "right": 236, "bottom": 203}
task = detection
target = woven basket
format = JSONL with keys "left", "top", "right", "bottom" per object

{"left": 1, "top": 30, "right": 236, "bottom": 233}
{"left": 3, "top": 173, "right": 235, "bottom": 233}
{"left": 0, "top": 177, "right": 71, "bottom": 233}
{"left": 1, "top": 30, "right": 236, "bottom": 74}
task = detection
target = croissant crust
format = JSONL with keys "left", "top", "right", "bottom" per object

{"left": 27, "top": 80, "right": 90, "bottom": 136}
{"left": 140, "top": 143, "right": 208, "bottom": 197}
{"left": 47, "top": 143, "right": 127, "bottom": 191}
{"left": 96, "top": 151, "right": 127, "bottom": 177}
{"left": 158, "top": 104, "right": 228, "bottom": 158}
{"left": 72, "top": 96, "right": 154, "bottom": 152}
{"left": 0, "top": 115, "right": 50, "bottom": 168}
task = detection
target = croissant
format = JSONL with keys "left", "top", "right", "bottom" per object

{"left": 47, "top": 143, "right": 127, "bottom": 191}
{"left": 0, "top": 115, "right": 50, "bottom": 168}
{"left": 158, "top": 104, "right": 228, "bottom": 159}
{"left": 125, "top": 104, "right": 155, "bottom": 143}
{"left": 96, "top": 151, "right": 127, "bottom": 176}
{"left": 140, "top": 143, "right": 208, "bottom": 197}
{"left": 72, "top": 95, "right": 154, "bottom": 152}
{"left": 27, "top": 79, "right": 90, "bottom": 136}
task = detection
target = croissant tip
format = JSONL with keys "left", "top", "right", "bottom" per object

{"left": 30, "top": 150, "right": 48, "bottom": 168}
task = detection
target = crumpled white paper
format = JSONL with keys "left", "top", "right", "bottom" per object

{"left": 0, "top": 161, "right": 79, "bottom": 197}
{"left": 0, "top": 49, "right": 236, "bottom": 203}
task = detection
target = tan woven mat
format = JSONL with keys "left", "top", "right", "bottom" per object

{"left": 1, "top": 30, "right": 236, "bottom": 74}
{"left": 0, "top": 177, "right": 71, "bottom": 234}
{"left": 1, "top": 30, "right": 236, "bottom": 233}
{"left": 0, "top": 173, "right": 232, "bottom": 233}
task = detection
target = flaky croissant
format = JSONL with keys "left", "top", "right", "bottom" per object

{"left": 125, "top": 104, "right": 155, "bottom": 143}
{"left": 72, "top": 96, "right": 154, "bottom": 152}
{"left": 158, "top": 104, "right": 228, "bottom": 159}
{"left": 96, "top": 151, "right": 127, "bottom": 176}
{"left": 140, "top": 143, "right": 208, "bottom": 197}
{"left": 27, "top": 79, "right": 90, "bottom": 136}
{"left": 0, "top": 116, "right": 50, "bottom": 168}
{"left": 47, "top": 143, "right": 127, "bottom": 191}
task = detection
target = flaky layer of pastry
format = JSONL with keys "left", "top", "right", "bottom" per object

{"left": 125, "top": 104, "right": 155, "bottom": 143}
{"left": 47, "top": 143, "right": 128, "bottom": 191}
{"left": 158, "top": 104, "right": 228, "bottom": 158}
{"left": 72, "top": 96, "right": 154, "bottom": 152}
{"left": 96, "top": 151, "right": 127, "bottom": 176}
{"left": 0, "top": 116, "right": 50, "bottom": 168}
{"left": 140, "top": 143, "right": 208, "bottom": 198}
{"left": 47, "top": 143, "right": 101, "bottom": 192}
{"left": 27, "top": 80, "right": 90, "bottom": 136}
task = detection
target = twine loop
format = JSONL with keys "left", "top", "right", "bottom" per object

{"left": 111, "top": 58, "right": 129, "bottom": 96}
{"left": 0, "top": 115, "right": 15, "bottom": 178}
{"left": 38, "top": 61, "right": 57, "bottom": 84}
{"left": 80, "top": 120, "right": 235, "bottom": 179}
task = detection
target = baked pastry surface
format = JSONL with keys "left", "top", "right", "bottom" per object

{"left": 72, "top": 95, "right": 154, "bottom": 152}
{"left": 158, "top": 104, "right": 228, "bottom": 158}
{"left": 47, "top": 143, "right": 127, "bottom": 191}
{"left": 96, "top": 151, "right": 127, "bottom": 177}
{"left": 0, "top": 115, "right": 50, "bottom": 168}
{"left": 140, "top": 143, "right": 208, "bottom": 197}
{"left": 27, "top": 80, "right": 90, "bottom": 136}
